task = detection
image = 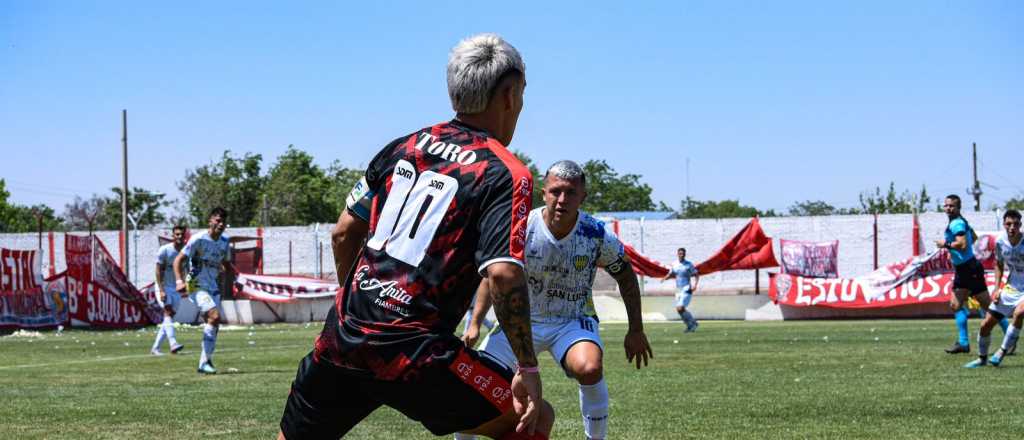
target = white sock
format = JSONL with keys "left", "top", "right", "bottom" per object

{"left": 1002, "top": 325, "right": 1021, "bottom": 351}
{"left": 453, "top": 433, "right": 477, "bottom": 440}
{"left": 579, "top": 379, "right": 609, "bottom": 440}
{"left": 979, "top": 335, "right": 991, "bottom": 357}
{"left": 200, "top": 324, "right": 218, "bottom": 366}
{"left": 163, "top": 316, "right": 178, "bottom": 346}
{"left": 151, "top": 324, "right": 166, "bottom": 351}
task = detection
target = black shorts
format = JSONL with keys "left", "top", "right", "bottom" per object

{"left": 279, "top": 346, "right": 515, "bottom": 439}
{"left": 953, "top": 258, "right": 988, "bottom": 295}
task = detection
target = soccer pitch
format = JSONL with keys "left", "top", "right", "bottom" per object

{"left": 1, "top": 320, "right": 1019, "bottom": 439}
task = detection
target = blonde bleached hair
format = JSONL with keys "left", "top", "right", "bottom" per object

{"left": 447, "top": 33, "right": 526, "bottom": 114}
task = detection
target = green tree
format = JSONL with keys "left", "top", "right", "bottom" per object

{"left": 322, "top": 161, "right": 366, "bottom": 221}
{"left": 787, "top": 200, "right": 837, "bottom": 216}
{"left": 580, "top": 160, "right": 660, "bottom": 212}
{"left": 858, "top": 182, "right": 931, "bottom": 214}
{"left": 178, "top": 150, "right": 264, "bottom": 226}
{"left": 679, "top": 198, "right": 775, "bottom": 219}
{"left": 1006, "top": 196, "right": 1024, "bottom": 211}
{"left": 98, "top": 187, "right": 170, "bottom": 230}
{"left": 262, "top": 146, "right": 336, "bottom": 225}
{"left": 62, "top": 194, "right": 108, "bottom": 232}
{"left": 0, "top": 179, "right": 63, "bottom": 232}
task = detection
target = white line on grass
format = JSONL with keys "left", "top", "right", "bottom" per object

{"left": 0, "top": 344, "right": 308, "bottom": 370}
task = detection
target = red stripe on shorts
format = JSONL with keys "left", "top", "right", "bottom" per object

{"left": 448, "top": 349, "right": 514, "bottom": 412}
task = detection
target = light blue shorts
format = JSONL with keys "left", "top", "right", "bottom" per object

{"left": 674, "top": 290, "right": 693, "bottom": 308}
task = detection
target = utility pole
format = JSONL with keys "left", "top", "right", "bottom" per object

{"left": 971, "top": 142, "right": 982, "bottom": 211}
{"left": 121, "top": 110, "right": 129, "bottom": 275}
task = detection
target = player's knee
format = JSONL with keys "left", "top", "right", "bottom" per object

{"left": 676, "top": 306, "right": 686, "bottom": 313}
{"left": 574, "top": 361, "right": 603, "bottom": 384}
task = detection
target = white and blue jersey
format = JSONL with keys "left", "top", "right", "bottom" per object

{"left": 671, "top": 260, "right": 697, "bottom": 293}
{"left": 181, "top": 231, "right": 230, "bottom": 295}
{"left": 155, "top": 243, "right": 185, "bottom": 294}
{"left": 944, "top": 217, "right": 975, "bottom": 266}
{"left": 523, "top": 207, "right": 626, "bottom": 323}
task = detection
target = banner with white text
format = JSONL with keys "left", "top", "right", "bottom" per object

{"left": 65, "top": 235, "right": 162, "bottom": 328}
{"left": 0, "top": 249, "right": 68, "bottom": 328}
{"left": 233, "top": 273, "right": 339, "bottom": 303}
{"left": 770, "top": 249, "right": 996, "bottom": 308}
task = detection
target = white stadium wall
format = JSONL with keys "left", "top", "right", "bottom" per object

{"left": 0, "top": 211, "right": 1004, "bottom": 294}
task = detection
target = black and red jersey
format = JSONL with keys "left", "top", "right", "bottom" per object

{"left": 315, "top": 119, "right": 533, "bottom": 380}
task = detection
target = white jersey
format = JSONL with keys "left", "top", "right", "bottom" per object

{"left": 181, "top": 231, "right": 230, "bottom": 295}
{"left": 155, "top": 243, "right": 185, "bottom": 293}
{"left": 524, "top": 208, "right": 625, "bottom": 323}
{"left": 996, "top": 232, "right": 1024, "bottom": 291}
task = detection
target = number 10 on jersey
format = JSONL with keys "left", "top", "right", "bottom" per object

{"left": 366, "top": 160, "right": 459, "bottom": 266}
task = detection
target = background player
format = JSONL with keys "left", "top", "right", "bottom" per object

{"left": 277, "top": 33, "right": 554, "bottom": 439}
{"left": 150, "top": 225, "right": 187, "bottom": 356}
{"left": 965, "top": 210, "right": 1023, "bottom": 368}
{"left": 174, "top": 207, "right": 232, "bottom": 374}
{"left": 936, "top": 195, "right": 1006, "bottom": 354}
{"left": 462, "top": 160, "right": 653, "bottom": 440}
{"left": 662, "top": 247, "right": 700, "bottom": 332}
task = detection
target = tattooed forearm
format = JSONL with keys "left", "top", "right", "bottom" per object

{"left": 490, "top": 265, "right": 538, "bottom": 367}
{"left": 331, "top": 211, "right": 369, "bottom": 289}
{"left": 612, "top": 261, "right": 645, "bottom": 333}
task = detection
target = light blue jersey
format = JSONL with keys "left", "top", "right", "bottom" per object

{"left": 155, "top": 243, "right": 185, "bottom": 293}
{"left": 671, "top": 260, "right": 697, "bottom": 292}
{"left": 944, "top": 217, "right": 975, "bottom": 266}
{"left": 181, "top": 231, "right": 230, "bottom": 295}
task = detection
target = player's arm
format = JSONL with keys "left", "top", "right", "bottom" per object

{"left": 173, "top": 252, "right": 187, "bottom": 294}
{"left": 661, "top": 269, "right": 675, "bottom": 282}
{"left": 331, "top": 210, "right": 369, "bottom": 289}
{"left": 690, "top": 271, "right": 700, "bottom": 292}
{"left": 488, "top": 262, "right": 537, "bottom": 367}
{"left": 607, "top": 258, "right": 653, "bottom": 369}
{"left": 993, "top": 259, "right": 1005, "bottom": 302}
{"left": 948, "top": 233, "right": 968, "bottom": 251}
{"left": 462, "top": 279, "right": 494, "bottom": 348}
{"left": 155, "top": 262, "right": 165, "bottom": 300}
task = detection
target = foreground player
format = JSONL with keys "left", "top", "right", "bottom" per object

{"left": 174, "top": 207, "right": 232, "bottom": 374}
{"left": 936, "top": 195, "right": 1005, "bottom": 353}
{"left": 662, "top": 247, "right": 700, "bottom": 332}
{"left": 150, "top": 225, "right": 187, "bottom": 356}
{"left": 462, "top": 160, "right": 653, "bottom": 440}
{"left": 965, "top": 210, "right": 1024, "bottom": 368}
{"left": 278, "top": 34, "right": 554, "bottom": 439}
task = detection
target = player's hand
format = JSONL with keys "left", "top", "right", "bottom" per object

{"left": 175, "top": 279, "right": 186, "bottom": 294}
{"left": 461, "top": 322, "right": 481, "bottom": 348}
{"left": 624, "top": 330, "right": 653, "bottom": 369}
{"left": 157, "top": 289, "right": 166, "bottom": 302}
{"left": 510, "top": 369, "right": 543, "bottom": 435}
{"left": 992, "top": 289, "right": 1001, "bottom": 303}
{"left": 935, "top": 240, "right": 946, "bottom": 249}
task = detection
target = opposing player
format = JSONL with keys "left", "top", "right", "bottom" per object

{"left": 150, "top": 225, "right": 187, "bottom": 356}
{"left": 935, "top": 195, "right": 1006, "bottom": 354}
{"left": 662, "top": 247, "right": 700, "bottom": 332}
{"left": 278, "top": 34, "right": 554, "bottom": 439}
{"left": 965, "top": 210, "right": 1023, "bottom": 368}
{"left": 174, "top": 207, "right": 232, "bottom": 374}
{"left": 461, "top": 160, "right": 653, "bottom": 440}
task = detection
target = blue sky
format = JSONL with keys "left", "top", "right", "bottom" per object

{"left": 2, "top": 1, "right": 1021, "bottom": 216}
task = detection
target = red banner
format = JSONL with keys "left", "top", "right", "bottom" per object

{"left": 780, "top": 239, "right": 838, "bottom": 278}
{"left": 622, "top": 243, "right": 670, "bottom": 278}
{"left": 233, "top": 273, "right": 339, "bottom": 303}
{"left": 696, "top": 218, "right": 779, "bottom": 275}
{"left": 65, "top": 235, "right": 161, "bottom": 328}
{"left": 770, "top": 249, "right": 995, "bottom": 308}
{"left": 0, "top": 249, "right": 68, "bottom": 328}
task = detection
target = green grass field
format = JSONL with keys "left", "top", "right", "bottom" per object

{"left": 1, "top": 319, "right": 1020, "bottom": 439}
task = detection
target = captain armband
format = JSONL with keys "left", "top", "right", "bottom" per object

{"left": 605, "top": 257, "right": 628, "bottom": 275}
{"left": 345, "top": 176, "right": 374, "bottom": 221}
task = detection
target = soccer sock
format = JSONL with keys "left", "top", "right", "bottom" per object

{"left": 151, "top": 324, "right": 166, "bottom": 351}
{"left": 683, "top": 311, "right": 696, "bottom": 327}
{"left": 1002, "top": 325, "right": 1021, "bottom": 351}
{"left": 579, "top": 379, "right": 609, "bottom": 440}
{"left": 200, "top": 324, "right": 218, "bottom": 365}
{"left": 453, "top": 433, "right": 477, "bottom": 440}
{"left": 163, "top": 316, "right": 178, "bottom": 346}
{"left": 955, "top": 308, "right": 970, "bottom": 346}
{"left": 978, "top": 335, "right": 991, "bottom": 358}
